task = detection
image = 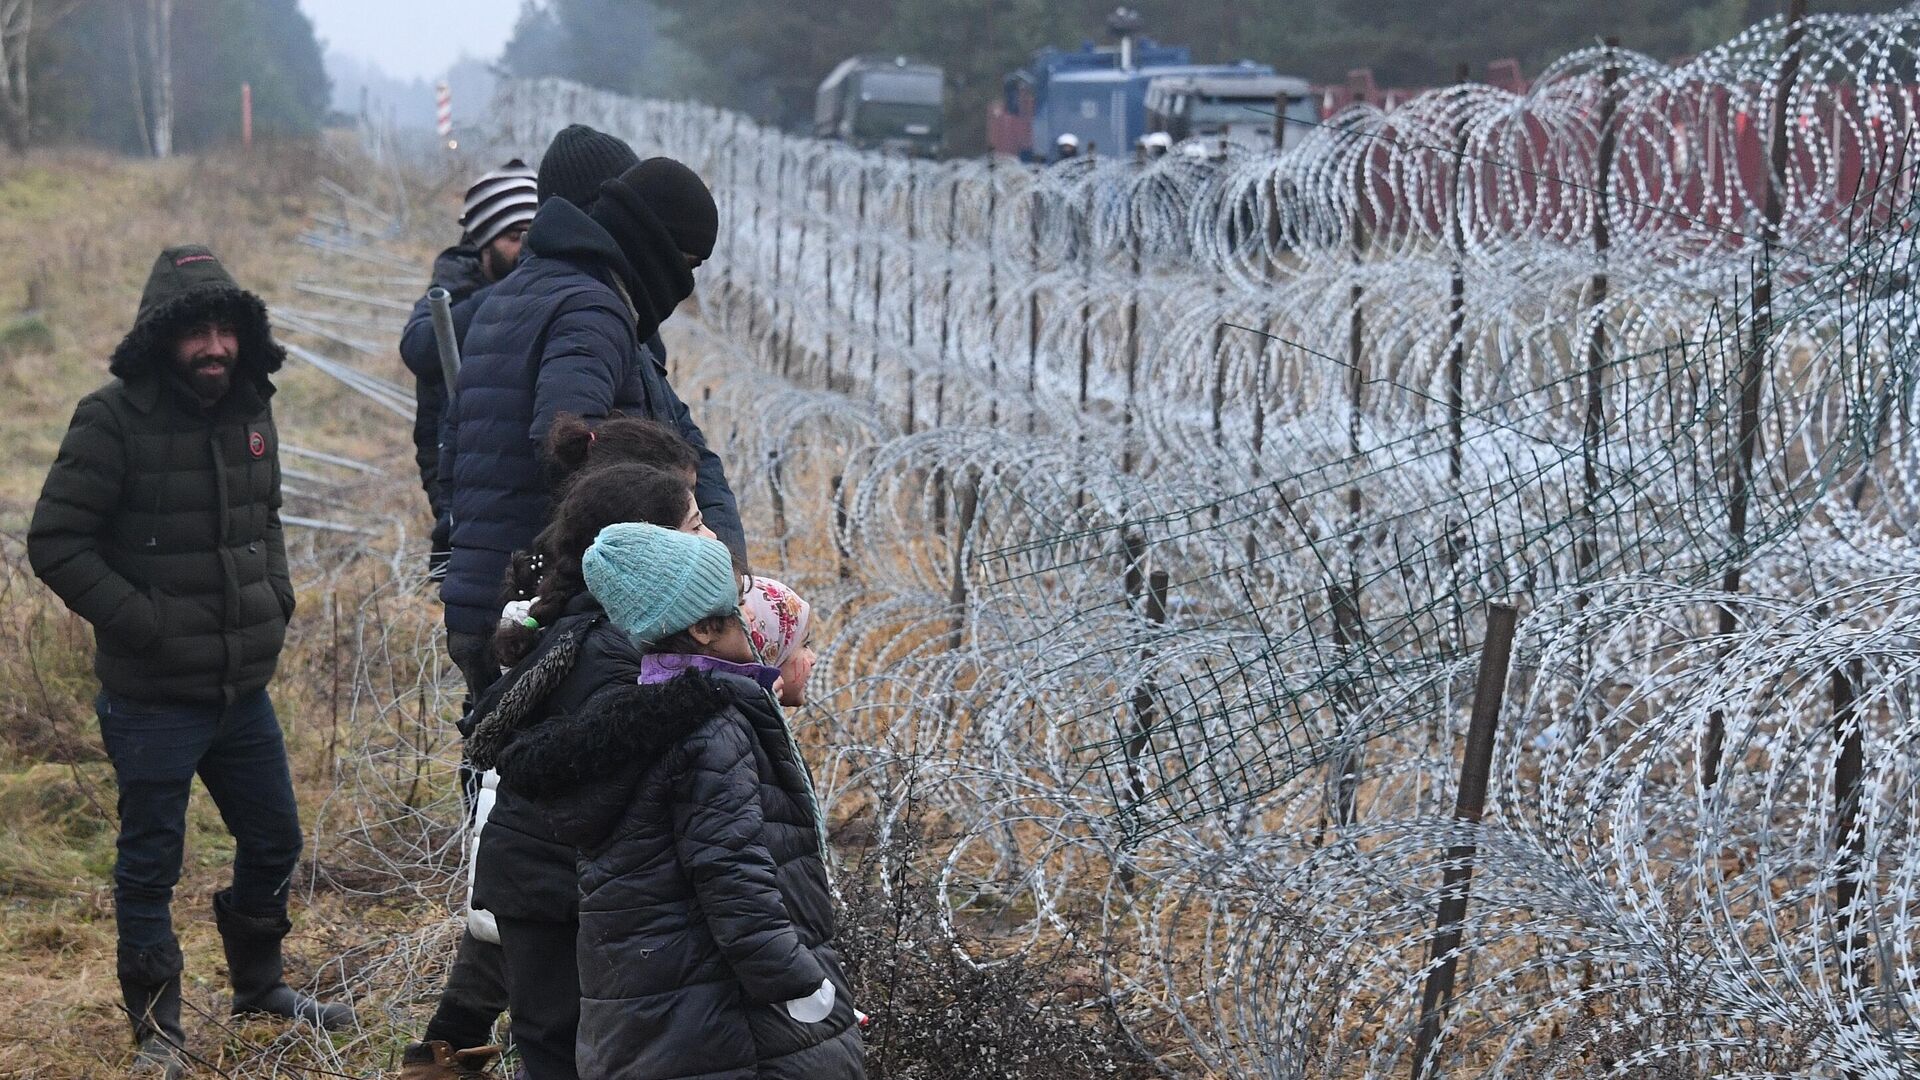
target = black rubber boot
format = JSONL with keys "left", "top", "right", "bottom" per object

{"left": 212, "top": 889, "right": 354, "bottom": 1031}
{"left": 119, "top": 944, "right": 189, "bottom": 1078}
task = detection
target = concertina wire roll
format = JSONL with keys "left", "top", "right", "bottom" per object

{"left": 489, "top": 12, "right": 1920, "bottom": 1077}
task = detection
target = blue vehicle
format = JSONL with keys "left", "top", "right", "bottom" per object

{"left": 988, "top": 10, "right": 1307, "bottom": 160}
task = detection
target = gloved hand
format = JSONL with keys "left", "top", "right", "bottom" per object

{"left": 428, "top": 512, "right": 452, "bottom": 583}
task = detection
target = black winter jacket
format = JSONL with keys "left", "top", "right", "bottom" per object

{"left": 468, "top": 593, "right": 639, "bottom": 923}
{"left": 399, "top": 245, "right": 489, "bottom": 522}
{"left": 28, "top": 248, "right": 292, "bottom": 706}
{"left": 497, "top": 672, "right": 864, "bottom": 1080}
{"left": 439, "top": 198, "right": 742, "bottom": 637}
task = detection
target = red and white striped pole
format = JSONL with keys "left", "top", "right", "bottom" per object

{"left": 436, "top": 81, "right": 454, "bottom": 148}
{"left": 241, "top": 83, "right": 252, "bottom": 148}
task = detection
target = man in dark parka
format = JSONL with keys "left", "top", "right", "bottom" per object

{"left": 28, "top": 246, "right": 351, "bottom": 1076}
{"left": 397, "top": 158, "right": 538, "bottom": 581}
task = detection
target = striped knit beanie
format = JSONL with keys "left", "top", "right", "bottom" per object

{"left": 461, "top": 158, "right": 538, "bottom": 249}
{"left": 583, "top": 522, "right": 740, "bottom": 647}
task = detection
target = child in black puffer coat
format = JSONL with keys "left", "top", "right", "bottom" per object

{"left": 497, "top": 522, "right": 863, "bottom": 1080}
{"left": 462, "top": 459, "right": 711, "bottom": 1080}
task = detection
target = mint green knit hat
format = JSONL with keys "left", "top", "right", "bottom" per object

{"left": 583, "top": 522, "right": 740, "bottom": 646}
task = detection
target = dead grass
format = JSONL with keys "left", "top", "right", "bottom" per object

{"left": 0, "top": 140, "right": 452, "bottom": 1078}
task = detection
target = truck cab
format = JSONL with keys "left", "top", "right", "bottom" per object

{"left": 1144, "top": 73, "right": 1318, "bottom": 151}
{"left": 816, "top": 56, "right": 946, "bottom": 157}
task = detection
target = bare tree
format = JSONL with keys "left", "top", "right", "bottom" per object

{"left": 0, "top": 0, "right": 27, "bottom": 151}
{"left": 120, "top": 0, "right": 151, "bottom": 155}
{"left": 143, "top": 0, "right": 170, "bottom": 158}
{"left": 0, "top": 0, "right": 84, "bottom": 153}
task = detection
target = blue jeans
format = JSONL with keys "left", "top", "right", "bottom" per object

{"left": 96, "top": 688, "right": 304, "bottom": 962}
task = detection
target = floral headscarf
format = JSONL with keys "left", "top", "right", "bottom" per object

{"left": 740, "top": 576, "right": 812, "bottom": 667}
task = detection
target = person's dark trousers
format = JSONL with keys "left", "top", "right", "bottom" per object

{"left": 495, "top": 914, "right": 581, "bottom": 1080}
{"left": 426, "top": 629, "right": 511, "bottom": 1051}
{"left": 96, "top": 688, "right": 304, "bottom": 965}
{"left": 424, "top": 925, "right": 511, "bottom": 1050}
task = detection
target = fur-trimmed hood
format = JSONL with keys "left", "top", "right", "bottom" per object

{"left": 464, "top": 614, "right": 596, "bottom": 769}
{"left": 108, "top": 245, "right": 285, "bottom": 387}
{"left": 495, "top": 671, "right": 780, "bottom": 852}
{"left": 497, "top": 674, "right": 733, "bottom": 800}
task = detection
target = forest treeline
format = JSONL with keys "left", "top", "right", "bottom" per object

{"left": 12, "top": 0, "right": 326, "bottom": 154}
{"left": 3, "top": 0, "right": 1908, "bottom": 157}
{"left": 504, "top": 0, "right": 1906, "bottom": 153}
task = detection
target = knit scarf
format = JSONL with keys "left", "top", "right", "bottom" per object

{"left": 638, "top": 653, "right": 780, "bottom": 692}
{"left": 588, "top": 181, "right": 697, "bottom": 345}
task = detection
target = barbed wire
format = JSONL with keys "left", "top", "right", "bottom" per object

{"left": 482, "top": 9, "right": 1920, "bottom": 1077}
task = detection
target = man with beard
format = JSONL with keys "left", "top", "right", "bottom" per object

{"left": 399, "top": 159, "right": 539, "bottom": 581}
{"left": 29, "top": 246, "right": 352, "bottom": 1077}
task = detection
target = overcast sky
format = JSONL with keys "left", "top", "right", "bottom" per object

{"left": 299, "top": 0, "right": 522, "bottom": 81}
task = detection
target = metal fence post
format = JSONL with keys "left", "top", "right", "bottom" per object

{"left": 1707, "top": 0, "right": 1808, "bottom": 789}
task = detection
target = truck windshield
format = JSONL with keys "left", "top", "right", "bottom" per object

{"left": 860, "top": 71, "right": 943, "bottom": 106}
{"left": 853, "top": 101, "right": 943, "bottom": 139}
{"left": 1191, "top": 97, "right": 1269, "bottom": 126}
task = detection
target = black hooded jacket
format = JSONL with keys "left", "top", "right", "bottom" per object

{"left": 468, "top": 592, "right": 640, "bottom": 923}
{"left": 496, "top": 671, "right": 864, "bottom": 1080}
{"left": 28, "top": 246, "right": 292, "bottom": 706}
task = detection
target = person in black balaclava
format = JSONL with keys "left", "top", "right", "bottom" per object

{"left": 439, "top": 157, "right": 739, "bottom": 678}
{"left": 416, "top": 161, "right": 742, "bottom": 1079}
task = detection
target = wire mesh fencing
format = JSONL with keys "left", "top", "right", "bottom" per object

{"left": 487, "top": 9, "right": 1920, "bottom": 1076}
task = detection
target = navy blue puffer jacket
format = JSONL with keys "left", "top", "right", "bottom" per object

{"left": 440, "top": 198, "right": 743, "bottom": 636}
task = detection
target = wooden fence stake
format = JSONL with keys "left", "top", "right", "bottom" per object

{"left": 1411, "top": 602, "right": 1517, "bottom": 1080}
{"left": 1328, "top": 582, "right": 1366, "bottom": 826}
{"left": 1126, "top": 569, "right": 1171, "bottom": 806}
{"left": 1707, "top": 0, "right": 1807, "bottom": 789}
{"left": 767, "top": 449, "right": 787, "bottom": 561}
{"left": 948, "top": 470, "right": 979, "bottom": 648}
{"left": 1832, "top": 647, "right": 1869, "bottom": 1017}
{"left": 833, "top": 473, "right": 853, "bottom": 581}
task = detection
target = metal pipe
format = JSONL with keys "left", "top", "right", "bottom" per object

{"left": 428, "top": 287, "right": 462, "bottom": 391}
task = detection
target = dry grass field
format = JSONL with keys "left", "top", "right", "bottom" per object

{"left": 0, "top": 141, "right": 460, "bottom": 1078}
{"left": 0, "top": 143, "right": 1152, "bottom": 1080}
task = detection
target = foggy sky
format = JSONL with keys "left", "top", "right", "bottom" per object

{"left": 298, "top": 0, "right": 520, "bottom": 81}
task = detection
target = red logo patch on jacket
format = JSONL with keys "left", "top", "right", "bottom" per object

{"left": 248, "top": 431, "right": 266, "bottom": 458}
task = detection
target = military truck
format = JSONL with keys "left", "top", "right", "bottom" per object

{"left": 815, "top": 56, "right": 946, "bottom": 157}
